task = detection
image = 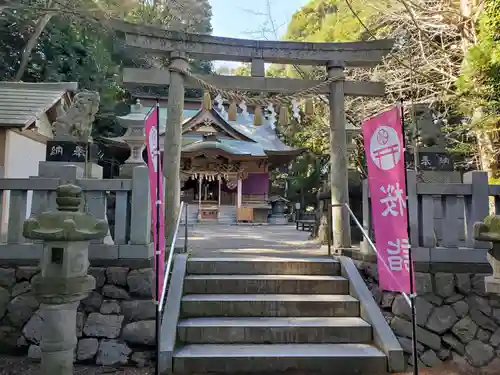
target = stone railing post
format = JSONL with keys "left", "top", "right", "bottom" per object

{"left": 23, "top": 184, "right": 108, "bottom": 375}
{"left": 464, "top": 171, "right": 490, "bottom": 247}
{"left": 473, "top": 215, "right": 500, "bottom": 294}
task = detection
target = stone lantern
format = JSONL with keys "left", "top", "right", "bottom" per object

{"left": 474, "top": 215, "right": 500, "bottom": 294}
{"left": 269, "top": 196, "right": 289, "bottom": 225}
{"left": 23, "top": 184, "right": 108, "bottom": 375}
{"left": 346, "top": 120, "right": 361, "bottom": 152}
{"left": 116, "top": 99, "right": 148, "bottom": 178}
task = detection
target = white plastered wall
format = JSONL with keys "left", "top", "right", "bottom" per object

{"left": 3, "top": 129, "right": 47, "bottom": 232}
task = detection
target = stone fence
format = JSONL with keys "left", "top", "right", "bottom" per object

{"left": 0, "top": 164, "right": 152, "bottom": 264}
{"left": 361, "top": 171, "right": 498, "bottom": 270}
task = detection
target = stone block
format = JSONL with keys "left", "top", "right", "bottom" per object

{"left": 425, "top": 305, "right": 458, "bottom": 334}
{"left": 390, "top": 316, "right": 441, "bottom": 350}
{"left": 121, "top": 320, "right": 155, "bottom": 345}
{"left": 96, "top": 340, "right": 131, "bottom": 366}
{"left": 434, "top": 273, "right": 455, "bottom": 298}
{"left": 127, "top": 268, "right": 154, "bottom": 297}
{"left": 77, "top": 338, "right": 99, "bottom": 361}
{"left": 83, "top": 313, "right": 124, "bottom": 339}
{"left": 106, "top": 267, "right": 129, "bottom": 286}
{"left": 452, "top": 316, "right": 478, "bottom": 344}
{"left": 465, "top": 340, "right": 494, "bottom": 367}
{"left": 451, "top": 300, "right": 469, "bottom": 318}
{"left": 391, "top": 295, "right": 433, "bottom": 327}
{"left": 121, "top": 300, "right": 155, "bottom": 322}
{"left": 119, "top": 244, "right": 153, "bottom": 260}
{"left": 89, "top": 245, "right": 119, "bottom": 260}
{"left": 102, "top": 285, "right": 130, "bottom": 300}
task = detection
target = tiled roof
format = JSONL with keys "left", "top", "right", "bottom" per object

{"left": 146, "top": 106, "right": 296, "bottom": 156}
{"left": 0, "top": 82, "right": 77, "bottom": 127}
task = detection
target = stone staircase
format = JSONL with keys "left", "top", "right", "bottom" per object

{"left": 167, "top": 257, "right": 400, "bottom": 374}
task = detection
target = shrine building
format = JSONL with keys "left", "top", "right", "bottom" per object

{"left": 115, "top": 97, "right": 303, "bottom": 224}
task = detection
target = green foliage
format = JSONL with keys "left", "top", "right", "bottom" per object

{"left": 456, "top": 0, "right": 500, "bottom": 125}
{"left": 285, "top": 0, "right": 388, "bottom": 43}
{"left": 0, "top": 1, "right": 124, "bottom": 136}
{"left": 0, "top": 0, "right": 214, "bottom": 137}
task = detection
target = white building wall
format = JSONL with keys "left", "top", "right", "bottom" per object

{"left": 3, "top": 130, "right": 46, "bottom": 230}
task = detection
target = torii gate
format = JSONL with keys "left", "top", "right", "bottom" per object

{"left": 110, "top": 20, "right": 394, "bottom": 250}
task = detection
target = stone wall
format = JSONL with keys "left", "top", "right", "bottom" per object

{"left": 355, "top": 260, "right": 500, "bottom": 370}
{"left": 0, "top": 265, "right": 156, "bottom": 367}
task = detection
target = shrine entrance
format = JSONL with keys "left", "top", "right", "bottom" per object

{"left": 112, "top": 18, "right": 394, "bottom": 250}
{"left": 181, "top": 174, "right": 238, "bottom": 221}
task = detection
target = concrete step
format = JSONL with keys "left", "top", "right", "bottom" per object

{"left": 187, "top": 257, "right": 340, "bottom": 276}
{"left": 173, "top": 343, "right": 387, "bottom": 373}
{"left": 183, "top": 274, "right": 349, "bottom": 294}
{"left": 177, "top": 317, "right": 372, "bottom": 344}
{"left": 180, "top": 294, "right": 359, "bottom": 318}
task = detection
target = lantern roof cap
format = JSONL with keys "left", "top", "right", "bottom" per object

{"left": 23, "top": 184, "right": 108, "bottom": 242}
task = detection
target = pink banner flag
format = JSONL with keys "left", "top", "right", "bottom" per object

{"left": 362, "top": 106, "right": 412, "bottom": 293}
{"left": 144, "top": 105, "right": 165, "bottom": 301}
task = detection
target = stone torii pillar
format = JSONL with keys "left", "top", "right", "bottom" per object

{"left": 328, "top": 61, "right": 351, "bottom": 251}
{"left": 164, "top": 52, "right": 189, "bottom": 246}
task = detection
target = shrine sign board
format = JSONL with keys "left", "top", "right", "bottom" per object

{"left": 46, "top": 140, "right": 102, "bottom": 163}
{"left": 418, "top": 151, "right": 453, "bottom": 171}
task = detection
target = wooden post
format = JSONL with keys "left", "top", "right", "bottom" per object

{"left": 164, "top": 53, "right": 188, "bottom": 246}
{"left": 237, "top": 179, "right": 242, "bottom": 208}
{"left": 327, "top": 61, "right": 351, "bottom": 251}
{"left": 217, "top": 176, "right": 221, "bottom": 221}
{"left": 198, "top": 176, "right": 202, "bottom": 219}
{"left": 218, "top": 176, "right": 221, "bottom": 206}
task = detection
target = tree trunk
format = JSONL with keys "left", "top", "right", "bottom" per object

{"left": 14, "top": 0, "right": 55, "bottom": 81}
{"left": 313, "top": 197, "right": 329, "bottom": 244}
{"left": 475, "top": 113, "right": 499, "bottom": 179}
{"left": 311, "top": 199, "right": 321, "bottom": 239}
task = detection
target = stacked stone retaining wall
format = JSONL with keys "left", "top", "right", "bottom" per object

{"left": 0, "top": 265, "right": 156, "bottom": 367}
{"left": 355, "top": 260, "right": 500, "bottom": 371}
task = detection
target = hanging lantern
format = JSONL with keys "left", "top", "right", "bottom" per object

{"left": 278, "top": 106, "right": 289, "bottom": 126}
{"left": 253, "top": 105, "right": 263, "bottom": 126}
{"left": 202, "top": 92, "right": 212, "bottom": 110}
{"left": 305, "top": 99, "right": 314, "bottom": 116}
{"left": 228, "top": 101, "right": 238, "bottom": 121}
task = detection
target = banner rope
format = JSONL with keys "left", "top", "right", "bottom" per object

{"left": 169, "top": 66, "right": 342, "bottom": 106}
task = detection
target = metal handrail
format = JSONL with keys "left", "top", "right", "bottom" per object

{"left": 159, "top": 201, "right": 188, "bottom": 311}
{"left": 341, "top": 203, "right": 411, "bottom": 307}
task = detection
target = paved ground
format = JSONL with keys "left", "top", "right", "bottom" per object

{"left": 0, "top": 356, "right": 152, "bottom": 375}
{"left": 177, "top": 224, "right": 330, "bottom": 259}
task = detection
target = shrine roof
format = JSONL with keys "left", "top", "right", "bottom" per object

{"left": 150, "top": 106, "right": 298, "bottom": 155}
{"left": 182, "top": 137, "right": 268, "bottom": 157}
{"left": 0, "top": 82, "right": 77, "bottom": 127}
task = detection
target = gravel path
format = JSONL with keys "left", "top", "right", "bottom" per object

{"left": 0, "top": 356, "right": 153, "bottom": 375}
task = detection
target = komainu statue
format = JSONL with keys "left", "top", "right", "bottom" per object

{"left": 52, "top": 90, "right": 100, "bottom": 142}
{"left": 473, "top": 215, "right": 500, "bottom": 294}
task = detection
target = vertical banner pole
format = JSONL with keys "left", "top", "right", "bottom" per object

{"left": 327, "top": 203, "right": 332, "bottom": 256}
{"left": 400, "top": 99, "right": 419, "bottom": 375}
{"left": 184, "top": 203, "right": 188, "bottom": 253}
{"left": 155, "top": 99, "right": 161, "bottom": 375}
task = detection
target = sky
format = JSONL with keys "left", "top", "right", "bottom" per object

{"left": 209, "top": 0, "right": 309, "bottom": 70}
